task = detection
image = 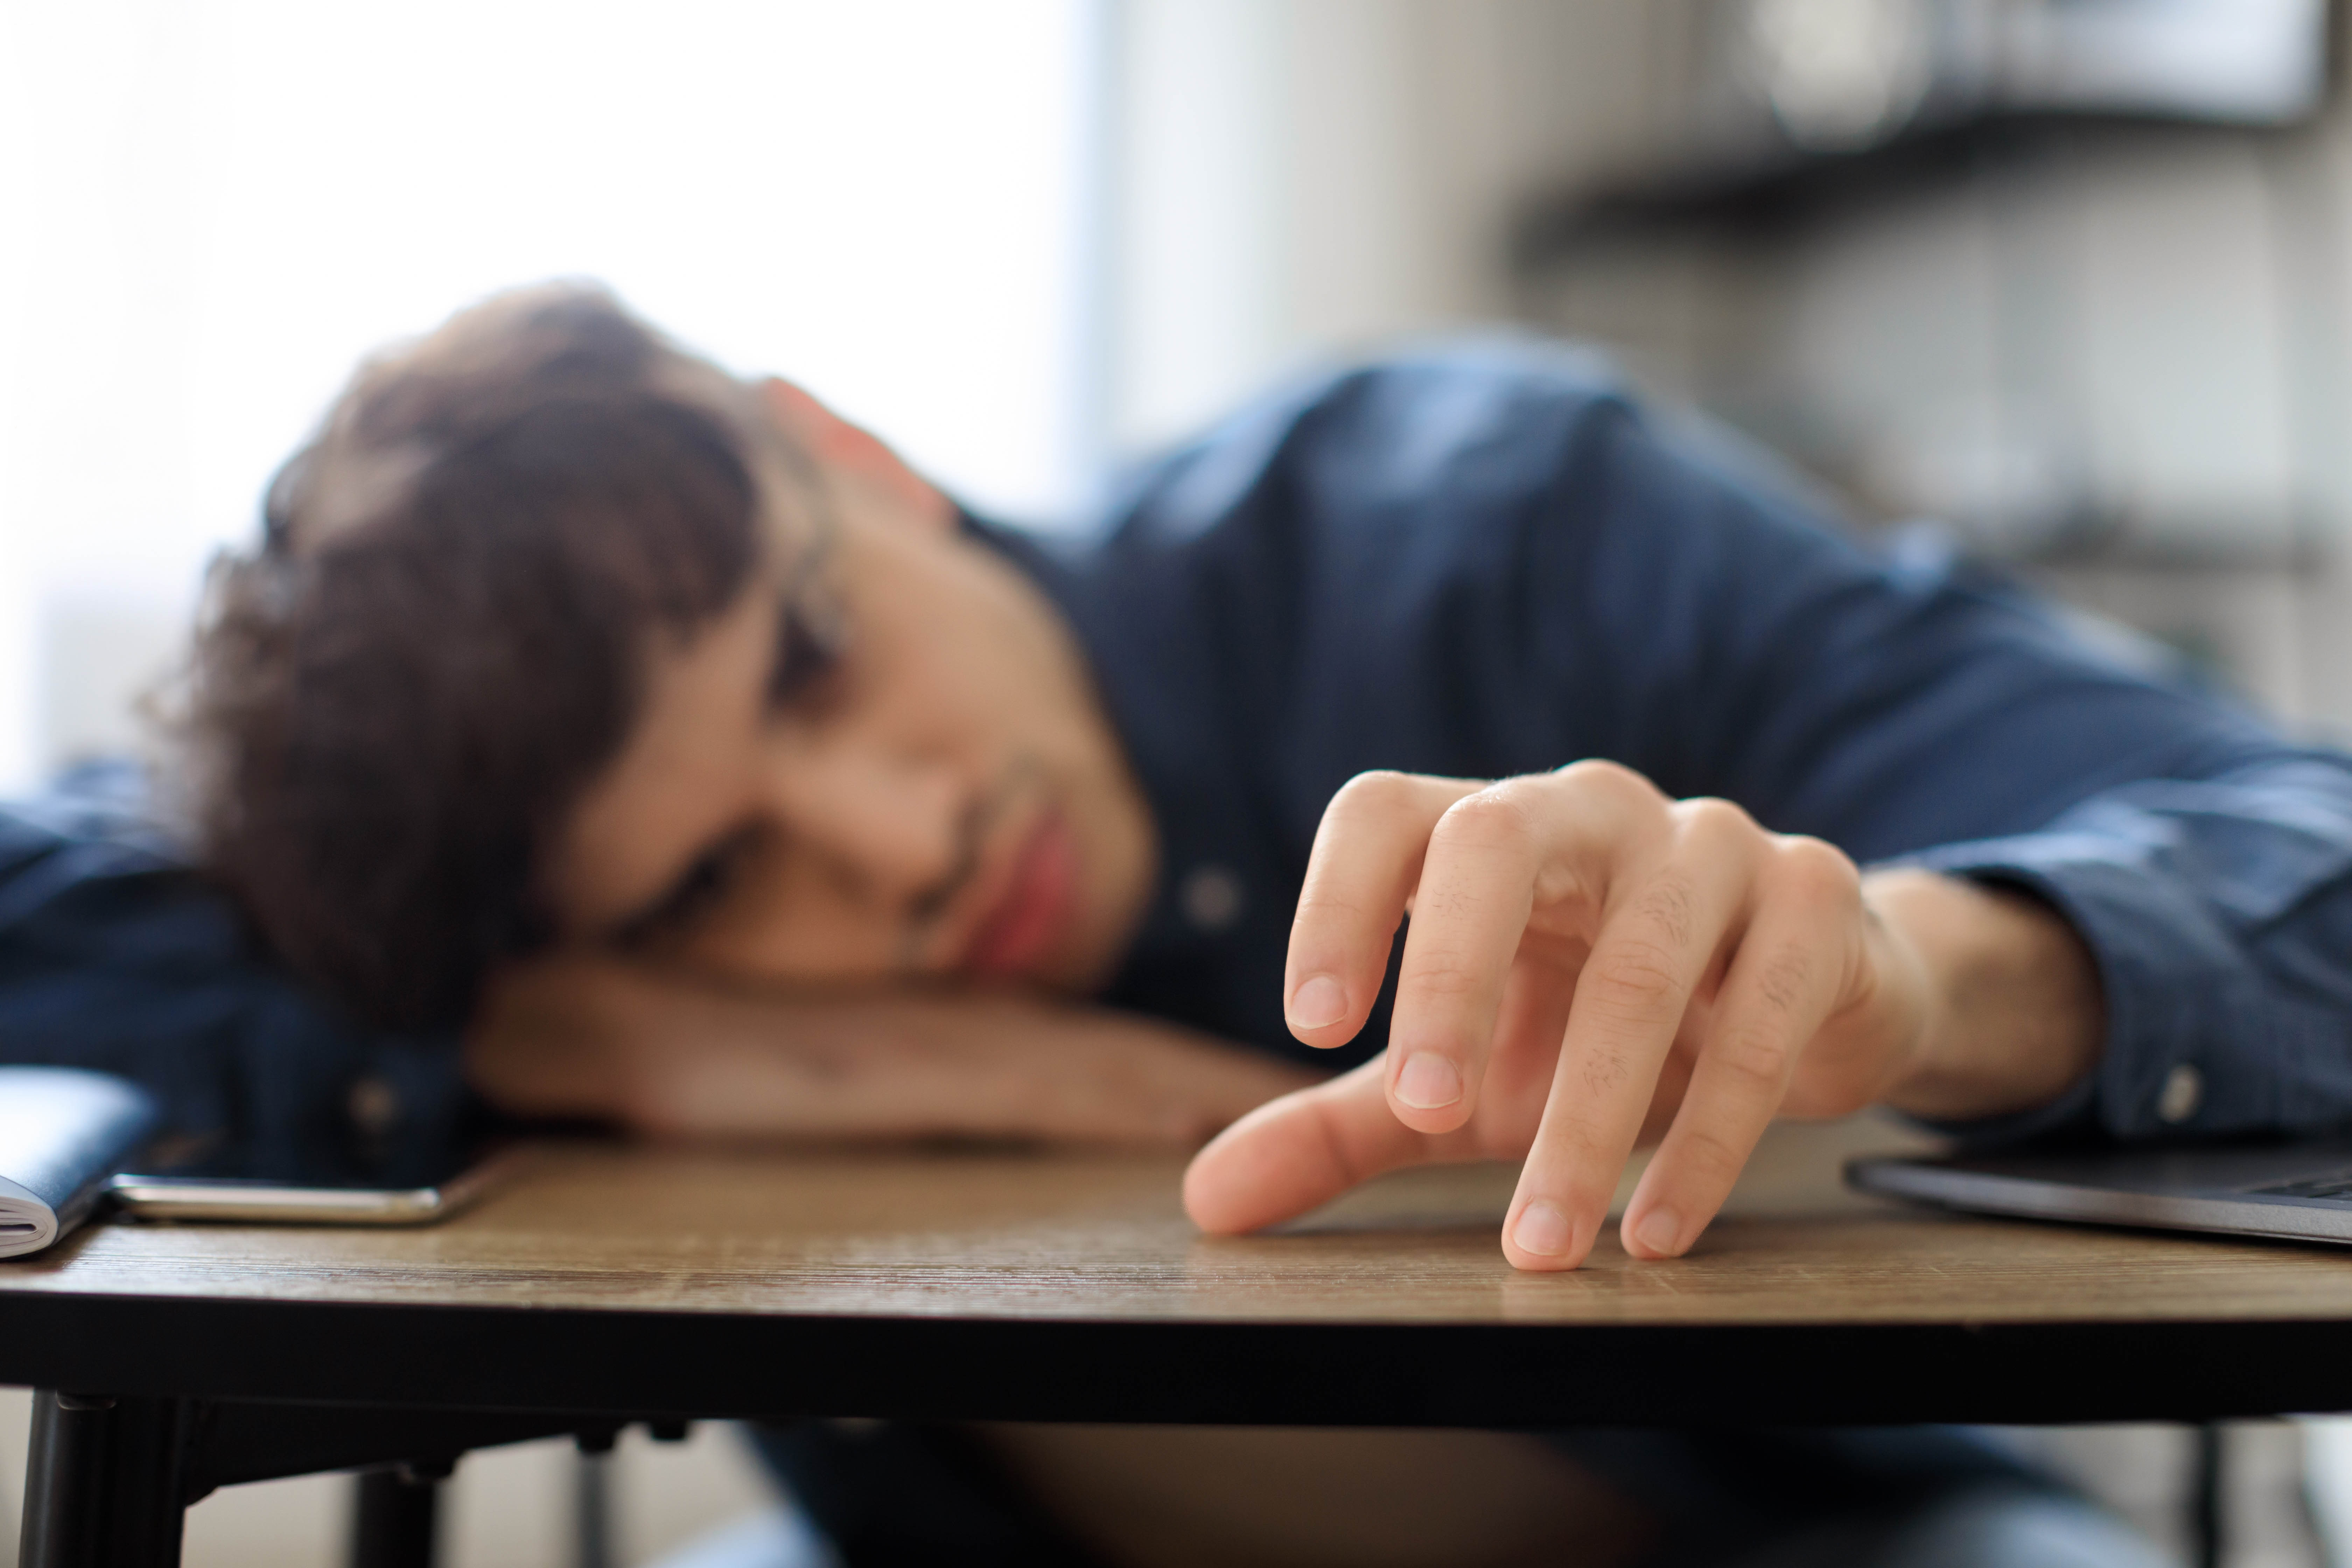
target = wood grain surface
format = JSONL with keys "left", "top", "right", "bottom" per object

{"left": 7, "top": 1114, "right": 2352, "bottom": 1329}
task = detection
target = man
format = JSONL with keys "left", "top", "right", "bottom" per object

{"left": 8, "top": 284, "right": 2349, "bottom": 1564}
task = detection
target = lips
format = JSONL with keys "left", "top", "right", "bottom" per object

{"left": 959, "top": 810, "right": 1078, "bottom": 980}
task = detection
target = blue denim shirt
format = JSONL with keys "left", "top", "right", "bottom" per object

{"left": 0, "top": 774, "right": 472, "bottom": 1180}
{"left": 7, "top": 342, "right": 2350, "bottom": 1175}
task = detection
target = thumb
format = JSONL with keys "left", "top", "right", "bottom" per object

{"left": 1182, "top": 1055, "right": 1432, "bottom": 1233}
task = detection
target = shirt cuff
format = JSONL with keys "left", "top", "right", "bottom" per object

{"left": 1889, "top": 831, "right": 2268, "bottom": 1146}
{"left": 239, "top": 986, "right": 476, "bottom": 1183}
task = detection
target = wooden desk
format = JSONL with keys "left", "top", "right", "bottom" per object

{"left": 6, "top": 1116, "right": 2352, "bottom": 1564}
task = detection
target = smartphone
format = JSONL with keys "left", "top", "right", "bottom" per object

{"left": 106, "top": 1143, "right": 520, "bottom": 1226}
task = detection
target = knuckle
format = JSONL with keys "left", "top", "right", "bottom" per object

{"left": 1435, "top": 786, "right": 1538, "bottom": 852}
{"left": 1630, "top": 871, "right": 1699, "bottom": 949}
{"left": 1673, "top": 1122, "right": 1752, "bottom": 1185}
{"left": 1674, "top": 795, "right": 1756, "bottom": 841}
{"left": 1331, "top": 769, "right": 1422, "bottom": 820}
{"left": 1772, "top": 835, "right": 1861, "bottom": 906}
{"left": 1404, "top": 950, "right": 1489, "bottom": 1006}
{"left": 1292, "top": 885, "right": 1377, "bottom": 924}
{"left": 1711, "top": 1026, "right": 1794, "bottom": 1097}
{"left": 1553, "top": 757, "right": 1657, "bottom": 806}
{"left": 1585, "top": 940, "right": 1683, "bottom": 1016}
{"left": 1482, "top": 774, "right": 1553, "bottom": 816}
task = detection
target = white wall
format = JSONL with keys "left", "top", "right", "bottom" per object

{"left": 1106, "top": 0, "right": 1594, "bottom": 453}
{"left": 0, "top": 0, "right": 1100, "bottom": 790}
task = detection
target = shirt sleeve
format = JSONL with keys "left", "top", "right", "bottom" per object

{"left": 1560, "top": 393, "right": 2352, "bottom": 1145}
{"left": 1901, "top": 760, "right": 2352, "bottom": 1142}
{"left": 0, "top": 791, "right": 476, "bottom": 1182}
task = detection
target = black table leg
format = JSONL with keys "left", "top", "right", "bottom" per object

{"left": 2192, "top": 1422, "right": 2225, "bottom": 1568}
{"left": 574, "top": 1445, "right": 615, "bottom": 1568}
{"left": 350, "top": 1467, "right": 441, "bottom": 1568}
{"left": 19, "top": 1390, "right": 194, "bottom": 1568}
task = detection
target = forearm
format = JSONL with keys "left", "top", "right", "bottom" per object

{"left": 468, "top": 955, "right": 1317, "bottom": 1147}
{"left": 1867, "top": 868, "right": 2105, "bottom": 1122}
{"left": 616, "top": 990, "right": 1310, "bottom": 1146}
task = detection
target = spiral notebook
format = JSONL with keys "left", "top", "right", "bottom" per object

{"left": 0, "top": 1067, "right": 159, "bottom": 1259}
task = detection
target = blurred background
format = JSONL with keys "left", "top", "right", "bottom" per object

{"left": 6, "top": 0, "right": 2352, "bottom": 1563}
{"left": 6, "top": 0, "right": 2352, "bottom": 776}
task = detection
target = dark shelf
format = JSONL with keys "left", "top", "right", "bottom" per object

{"left": 1512, "top": 112, "right": 2317, "bottom": 274}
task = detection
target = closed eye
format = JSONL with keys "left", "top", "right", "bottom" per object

{"left": 768, "top": 597, "right": 846, "bottom": 710}
{"left": 768, "top": 505, "right": 848, "bottom": 710}
{"left": 611, "top": 823, "right": 761, "bottom": 949}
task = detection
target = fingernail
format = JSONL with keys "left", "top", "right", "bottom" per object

{"left": 1288, "top": 974, "right": 1347, "bottom": 1030}
{"left": 1634, "top": 1207, "right": 1683, "bottom": 1258}
{"left": 1512, "top": 1200, "right": 1574, "bottom": 1257}
{"left": 1394, "top": 1051, "right": 1462, "bottom": 1110}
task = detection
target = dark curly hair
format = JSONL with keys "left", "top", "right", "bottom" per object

{"left": 181, "top": 284, "right": 793, "bottom": 1029}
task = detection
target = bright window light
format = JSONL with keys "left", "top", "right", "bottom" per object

{"left": 0, "top": 1, "right": 1099, "bottom": 789}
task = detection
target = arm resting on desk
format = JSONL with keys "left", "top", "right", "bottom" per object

{"left": 470, "top": 956, "right": 1319, "bottom": 1148}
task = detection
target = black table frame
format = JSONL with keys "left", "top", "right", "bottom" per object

{"left": 8, "top": 1288, "right": 2345, "bottom": 1567}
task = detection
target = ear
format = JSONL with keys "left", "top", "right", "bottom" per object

{"left": 759, "top": 378, "right": 953, "bottom": 533}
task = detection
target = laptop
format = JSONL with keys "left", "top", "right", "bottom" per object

{"left": 1846, "top": 1141, "right": 2352, "bottom": 1246}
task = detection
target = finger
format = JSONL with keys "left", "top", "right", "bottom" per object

{"left": 1477, "top": 948, "right": 1584, "bottom": 1149}
{"left": 1621, "top": 840, "right": 1859, "bottom": 1258}
{"left": 1386, "top": 768, "right": 1655, "bottom": 1137}
{"left": 1502, "top": 800, "right": 1759, "bottom": 1270}
{"left": 1285, "top": 772, "right": 1486, "bottom": 1050}
{"left": 1634, "top": 1037, "right": 1698, "bottom": 1148}
{"left": 1183, "top": 1054, "right": 1471, "bottom": 1233}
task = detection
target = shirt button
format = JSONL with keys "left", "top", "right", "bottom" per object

{"left": 348, "top": 1074, "right": 403, "bottom": 1138}
{"left": 1180, "top": 865, "right": 1245, "bottom": 932}
{"left": 2156, "top": 1064, "right": 2203, "bottom": 1125}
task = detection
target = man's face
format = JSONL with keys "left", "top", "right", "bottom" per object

{"left": 544, "top": 391, "right": 1158, "bottom": 995}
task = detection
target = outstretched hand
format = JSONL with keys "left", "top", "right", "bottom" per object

{"left": 1183, "top": 764, "right": 1948, "bottom": 1270}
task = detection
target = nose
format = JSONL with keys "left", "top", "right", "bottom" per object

{"left": 759, "top": 734, "right": 970, "bottom": 912}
